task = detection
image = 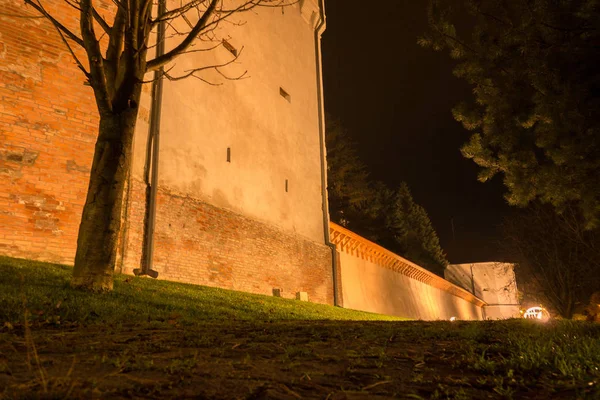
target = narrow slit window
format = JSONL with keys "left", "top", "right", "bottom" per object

{"left": 285, "top": 179, "right": 289, "bottom": 192}
{"left": 226, "top": 147, "right": 231, "bottom": 163}
{"left": 222, "top": 39, "right": 238, "bottom": 57}
{"left": 280, "top": 87, "right": 291, "bottom": 103}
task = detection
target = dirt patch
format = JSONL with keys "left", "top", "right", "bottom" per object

{"left": 1, "top": 321, "right": 598, "bottom": 399}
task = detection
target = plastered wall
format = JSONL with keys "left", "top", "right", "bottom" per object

{"left": 330, "top": 223, "right": 485, "bottom": 321}
{"left": 340, "top": 253, "right": 483, "bottom": 320}
{"left": 0, "top": 1, "right": 334, "bottom": 303}
{"left": 130, "top": 0, "right": 326, "bottom": 243}
{"left": 446, "top": 263, "right": 521, "bottom": 320}
{"left": 122, "top": 0, "right": 333, "bottom": 301}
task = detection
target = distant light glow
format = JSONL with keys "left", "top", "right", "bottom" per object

{"left": 450, "top": 316, "right": 456, "bottom": 322}
{"left": 523, "top": 306, "right": 547, "bottom": 320}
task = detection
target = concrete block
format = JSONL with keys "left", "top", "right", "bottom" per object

{"left": 296, "top": 291, "right": 309, "bottom": 301}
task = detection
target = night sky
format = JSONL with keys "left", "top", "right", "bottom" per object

{"left": 321, "top": 1, "right": 512, "bottom": 264}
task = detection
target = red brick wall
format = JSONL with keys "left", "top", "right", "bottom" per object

{"left": 121, "top": 180, "right": 333, "bottom": 304}
{"left": 0, "top": 1, "right": 98, "bottom": 264}
{"left": 0, "top": 2, "right": 334, "bottom": 304}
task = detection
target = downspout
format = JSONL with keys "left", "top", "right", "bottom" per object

{"left": 314, "top": 0, "right": 339, "bottom": 306}
{"left": 134, "top": 0, "right": 165, "bottom": 278}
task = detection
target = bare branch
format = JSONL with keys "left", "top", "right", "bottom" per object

{"left": 20, "top": 0, "right": 90, "bottom": 77}
{"left": 102, "top": 6, "right": 126, "bottom": 104}
{"left": 164, "top": 68, "right": 222, "bottom": 86}
{"left": 146, "top": 0, "right": 299, "bottom": 73}
{"left": 62, "top": 0, "right": 82, "bottom": 11}
{"left": 215, "top": 65, "right": 248, "bottom": 80}
{"left": 139, "top": 0, "right": 154, "bottom": 32}
{"left": 163, "top": 45, "right": 246, "bottom": 81}
{"left": 92, "top": 6, "right": 112, "bottom": 35}
{"left": 80, "top": 0, "right": 112, "bottom": 113}
{"left": 108, "top": 0, "right": 127, "bottom": 11}
{"left": 56, "top": 25, "right": 91, "bottom": 78}
{"left": 140, "top": 64, "right": 176, "bottom": 84}
{"left": 220, "top": 0, "right": 298, "bottom": 12}
{"left": 146, "top": 0, "right": 219, "bottom": 72}
{"left": 24, "top": 0, "right": 85, "bottom": 47}
{"left": 151, "top": 0, "right": 294, "bottom": 28}
{"left": 151, "top": 0, "right": 206, "bottom": 26}
{"left": 186, "top": 74, "right": 222, "bottom": 86}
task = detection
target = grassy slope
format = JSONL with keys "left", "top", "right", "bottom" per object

{"left": 0, "top": 256, "right": 404, "bottom": 326}
{"left": 1, "top": 257, "right": 599, "bottom": 398}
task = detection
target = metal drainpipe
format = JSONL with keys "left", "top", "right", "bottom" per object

{"left": 134, "top": 0, "right": 165, "bottom": 278}
{"left": 314, "top": 0, "right": 339, "bottom": 306}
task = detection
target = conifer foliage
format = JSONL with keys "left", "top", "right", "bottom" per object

{"left": 326, "top": 117, "right": 448, "bottom": 275}
{"left": 420, "top": 0, "right": 600, "bottom": 228}
{"left": 325, "top": 117, "right": 372, "bottom": 227}
{"left": 381, "top": 184, "right": 448, "bottom": 276}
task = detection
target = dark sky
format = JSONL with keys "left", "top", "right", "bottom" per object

{"left": 321, "top": 0, "right": 512, "bottom": 264}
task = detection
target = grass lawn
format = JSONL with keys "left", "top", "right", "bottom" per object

{"left": 1, "top": 256, "right": 599, "bottom": 399}
{"left": 0, "top": 256, "right": 403, "bottom": 326}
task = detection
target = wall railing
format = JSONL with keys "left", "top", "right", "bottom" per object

{"left": 329, "top": 222, "right": 486, "bottom": 307}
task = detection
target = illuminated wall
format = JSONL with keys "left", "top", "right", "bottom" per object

{"left": 445, "top": 262, "right": 521, "bottom": 320}
{"left": 330, "top": 223, "right": 485, "bottom": 320}
{"left": 117, "top": 0, "right": 333, "bottom": 302}
{"left": 130, "top": 0, "right": 326, "bottom": 243}
{"left": 0, "top": 1, "right": 334, "bottom": 304}
{"left": 0, "top": 0, "right": 108, "bottom": 264}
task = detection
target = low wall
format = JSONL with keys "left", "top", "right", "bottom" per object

{"left": 330, "top": 223, "right": 485, "bottom": 320}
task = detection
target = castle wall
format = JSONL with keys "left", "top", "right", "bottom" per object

{"left": 0, "top": 1, "right": 333, "bottom": 303}
{"left": 121, "top": 179, "right": 333, "bottom": 303}
{"left": 446, "top": 262, "right": 521, "bottom": 320}
{"left": 330, "top": 223, "right": 485, "bottom": 320}
{"left": 142, "top": 1, "right": 326, "bottom": 243}
{"left": 0, "top": 0, "right": 102, "bottom": 264}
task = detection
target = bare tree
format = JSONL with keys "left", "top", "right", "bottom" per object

{"left": 503, "top": 203, "right": 600, "bottom": 319}
{"left": 23, "top": 0, "right": 294, "bottom": 291}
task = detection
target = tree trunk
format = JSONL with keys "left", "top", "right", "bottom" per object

{"left": 564, "top": 298, "right": 575, "bottom": 320}
{"left": 71, "top": 109, "right": 137, "bottom": 291}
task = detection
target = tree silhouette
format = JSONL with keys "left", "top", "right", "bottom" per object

{"left": 422, "top": 0, "right": 600, "bottom": 228}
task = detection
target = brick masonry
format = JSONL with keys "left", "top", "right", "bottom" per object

{"left": 0, "top": 1, "right": 98, "bottom": 264}
{"left": 0, "top": 1, "right": 334, "bottom": 304}
{"left": 120, "top": 179, "right": 333, "bottom": 304}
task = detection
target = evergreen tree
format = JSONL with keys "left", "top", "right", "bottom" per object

{"left": 421, "top": 0, "right": 600, "bottom": 228}
{"left": 325, "top": 116, "right": 372, "bottom": 228}
{"left": 325, "top": 117, "right": 448, "bottom": 274}
{"left": 381, "top": 183, "right": 448, "bottom": 275}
